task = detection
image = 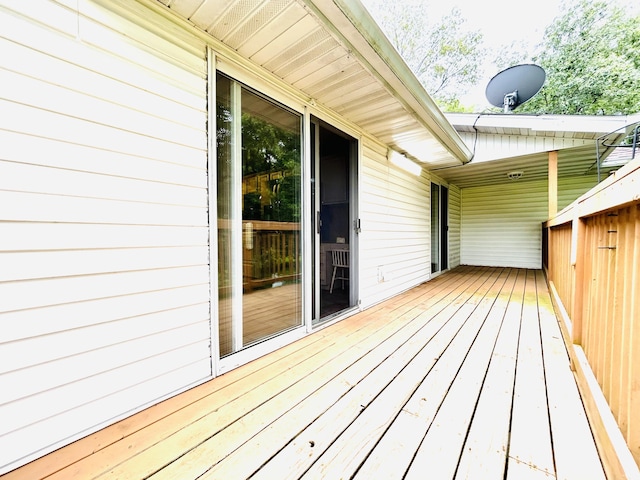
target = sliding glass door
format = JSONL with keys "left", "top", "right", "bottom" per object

{"left": 216, "top": 73, "right": 303, "bottom": 358}
{"left": 431, "top": 182, "right": 448, "bottom": 274}
{"left": 311, "top": 119, "right": 358, "bottom": 323}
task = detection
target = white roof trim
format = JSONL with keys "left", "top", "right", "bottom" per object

{"left": 446, "top": 112, "right": 638, "bottom": 135}
{"left": 306, "top": 0, "right": 473, "bottom": 164}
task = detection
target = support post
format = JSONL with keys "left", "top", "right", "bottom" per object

{"left": 549, "top": 150, "right": 558, "bottom": 218}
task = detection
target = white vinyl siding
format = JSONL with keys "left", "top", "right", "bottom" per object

{"left": 359, "top": 141, "right": 430, "bottom": 308}
{"left": 449, "top": 184, "right": 461, "bottom": 269}
{"left": 460, "top": 180, "right": 548, "bottom": 269}
{"left": 458, "top": 175, "right": 601, "bottom": 269}
{"left": 0, "top": 0, "right": 209, "bottom": 473}
{"left": 558, "top": 175, "right": 599, "bottom": 211}
{"left": 457, "top": 132, "right": 592, "bottom": 163}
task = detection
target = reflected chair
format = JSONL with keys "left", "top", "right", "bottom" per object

{"left": 329, "top": 250, "right": 349, "bottom": 294}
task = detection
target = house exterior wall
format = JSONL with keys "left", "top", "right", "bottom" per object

{"left": 0, "top": 0, "right": 213, "bottom": 473}
{"left": 457, "top": 131, "right": 593, "bottom": 163}
{"left": 0, "top": 0, "right": 443, "bottom": 473}
{"left": 358, "top": 141, "right": 431, "bottom": 309}
{"left": 558, "top": 175, "right": 599, "bottom": 211}
{"left": 460, "top": 176, "right": 601, "bottom": 269}
{"left": 461, "top": 180, "right": 548, "bottom": 268}
{"left": 448, "top": 184, "right": 462, "bottom": 269}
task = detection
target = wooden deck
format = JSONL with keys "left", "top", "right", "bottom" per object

{"left": 4, "top": 266, "right": 605, "bottom": 479}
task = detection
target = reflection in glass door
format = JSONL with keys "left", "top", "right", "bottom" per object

{"left": 216, "top": 73, "right": 303, "bottom": 358}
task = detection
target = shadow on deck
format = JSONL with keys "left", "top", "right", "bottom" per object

{"left": 3, "top": 266, "right": 604, "bottom": 479}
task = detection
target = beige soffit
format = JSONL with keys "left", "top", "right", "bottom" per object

{"left": 154, "top": 0, "right": 472, "bottom": 168}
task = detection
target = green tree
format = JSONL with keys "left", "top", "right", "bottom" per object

{"left": 518, "top": 0, "right": 640, "bottom": 115}
{"left": 363, "top": 1, "right": 484, "bottom": 110}
{"left": 241, "top": 113, "right": 301, "bottom": 222}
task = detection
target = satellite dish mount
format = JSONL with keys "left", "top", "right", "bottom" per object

{"left": 503, "top": 90, "right": 518, "bottom": 113}
{"left": 486, "top": 64, "right": 545, "bottom": 113}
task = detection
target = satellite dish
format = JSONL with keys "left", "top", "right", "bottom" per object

{"left": 485, "top": 64, "right": 546, "bottom": 112}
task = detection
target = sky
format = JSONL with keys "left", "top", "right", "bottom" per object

{"left": 430, "top": 0, "right": 561, "bottom": 108}
{"left": 362, "top": 0, "right": 636, "bottom": 110}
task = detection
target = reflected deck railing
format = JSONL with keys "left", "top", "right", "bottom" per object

{"left": 543, "top": 157, "right": 640, "bottom": 478}
{"left": 218, "top": 219, "right": 301, "bottom": 293}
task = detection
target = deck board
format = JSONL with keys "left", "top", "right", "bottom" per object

{"left": 404, "top": 268, "right": 514, "bottom": 480}
{"left": 2, "top": 266, "right": 605, "bottom": 480}
{"left": 454, "top": 269, "right": 522, "bottom": 479}
{"left": 508, "top": 270, "right": 555, "bottom": 476}
{"left": 186, "top": 268, "right": 498, "bottom": 479}
{"left": 536, "top": 271, "right": 605, "bottom": 480}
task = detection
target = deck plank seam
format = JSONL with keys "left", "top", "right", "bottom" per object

{"left": 401, "top": 268, "right": 516, "bottom": 479}
{"left": 212, "top": 268, "right": 502, "bottom": 478}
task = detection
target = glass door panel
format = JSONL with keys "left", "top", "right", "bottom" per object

{"left": 441, "top": 186, "right": 448, "bottom": 271}
{"left": 431, "top": 183, "right": 448, "bottom": 274}
{"left": 431, "top": 183, "right": 440, "bottom": 274}
{"left": 216, "top": 73, "right": 303, "bottom": 358}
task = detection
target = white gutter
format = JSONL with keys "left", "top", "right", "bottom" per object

{"left": 446, "top": 112, "right": 638, "bottom": 135}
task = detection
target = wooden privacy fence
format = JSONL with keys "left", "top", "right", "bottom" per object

{"left": 543, "top": 158, "right": 640, "bottom": 478}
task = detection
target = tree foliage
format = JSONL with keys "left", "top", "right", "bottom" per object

{"left": 364, "top": 1, "right": 484, "bottom": 109}
{"left": 241, "top": 113, "right": 301, "bottom": 223}
{"left": 518, "top": 0, "right": 640, "bottom": 115}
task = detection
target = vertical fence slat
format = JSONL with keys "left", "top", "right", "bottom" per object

{"left": 571, "top": 218, "right": 586, "bottom": 344}
{"left": 604, "top": 213, "right": 616, "bottom": 407}
{"left": 240, "top": 221, "right": 301, "bottom": 288}
{"left": 583, "top": 217, "right": 597, "bottom": 372}
{"left": 625, "top": 205, "right": 640, "bottom": 465}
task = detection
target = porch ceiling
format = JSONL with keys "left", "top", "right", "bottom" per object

{"left": 154, "top": 0, "right": 472, "bottom": 168}
{"left": 432, "top": 143, "right": 609, "bottom": 189}
{"left": 435, "top": 113, "right": 639, "bottom": 188}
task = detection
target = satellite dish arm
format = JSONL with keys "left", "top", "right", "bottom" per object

{"left": 503, "top": 90, "right": 518, "bottom": 112}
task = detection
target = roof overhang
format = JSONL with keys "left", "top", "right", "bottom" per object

{"left": 153, "top": 0, "right": 472, "bottom": 168}
{"left": 446, "top": 113, "right": 639, "bottom": 139}
{"left": 435, "top": 113, "right": 640, "bottom": 188}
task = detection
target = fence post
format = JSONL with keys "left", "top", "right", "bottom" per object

{"left": 549, "top": 150, "right": 558, "bottom": 218}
